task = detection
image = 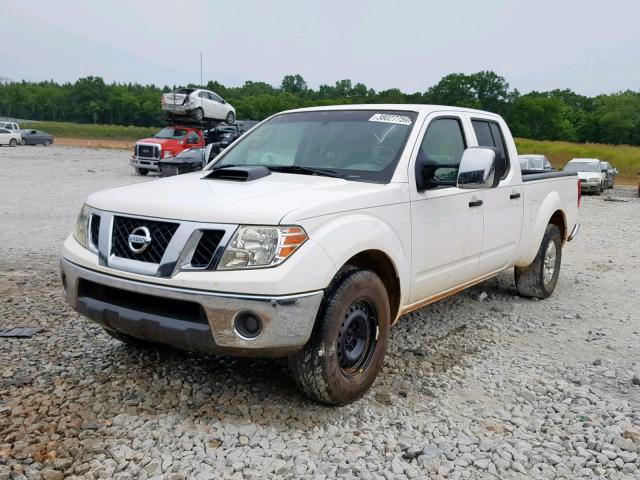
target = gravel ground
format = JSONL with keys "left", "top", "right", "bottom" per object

{"left": 0, "top": 145, "right": 639, "bottom": 480}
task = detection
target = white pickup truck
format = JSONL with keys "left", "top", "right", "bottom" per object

{"left": 61, "top": 105, "right": 580, "bottom": 404}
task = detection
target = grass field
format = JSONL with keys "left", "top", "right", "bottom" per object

{"left": 21, "top": 121, "right": 158, "bottom": 141}
{"left": 515, "top": 138, "right": 639, "bottom": 184}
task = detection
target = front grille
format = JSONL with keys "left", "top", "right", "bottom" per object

{"left": 137, "top": 144, "right": 159, "bottom": 159}
{"left": 191, "top": 230, "right": 225, "bottom": 268}
{"left": 90, "top": 214, "right": 101, "bottom": 248}
{"left": 111, "top": 216, "right": 179, "bottom": 264}
{"left": 77, "top": 279, "right": 208, "bottom": 325}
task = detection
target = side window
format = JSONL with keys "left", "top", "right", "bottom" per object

{"left": 472, "top": 119, "right": 510, "bottom": 180}
{"left": 210, "top": 92, "right": 223, "bottom": 102}
{"left": 417, "top": 118, "right": 466, "bottom": 187}
{"left": 187, "top": 131, "right": 199, "bottom": 144}
{"left": 198, "top": 91, "right": 208, "bottom": 99}
{"left": 0, "top": 129, "right": 8, "bottom": 134}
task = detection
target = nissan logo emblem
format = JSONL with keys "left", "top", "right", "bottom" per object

{"left": 128, "top": 226, "right": 151, "bottom": 253}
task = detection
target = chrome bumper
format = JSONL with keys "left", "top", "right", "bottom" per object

{"left": 568, "top": 223, "right": 580, "bottom": 242}
{"left": 130, "top": 158, "right": 159, "bottom": 170}
{"left": 60, "top": 258, "right": 324, "bottom": 356}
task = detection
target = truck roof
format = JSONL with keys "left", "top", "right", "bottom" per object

{"left": 281, "top": 104, "right": 502, "bottom": 118}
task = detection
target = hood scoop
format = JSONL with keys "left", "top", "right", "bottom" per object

{"left": 204, "top": 166, "right": 271, "bottom": 182}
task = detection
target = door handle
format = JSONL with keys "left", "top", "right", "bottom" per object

{"left": 510, "top": 192, "right": 521, "bottom": 199}
{"left": 468, "top": 200, "right": 483, "bottom": 208}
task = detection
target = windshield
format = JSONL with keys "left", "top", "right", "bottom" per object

{"left": 210, "top": 110, "right": 418, "bottom": 183}
{"left": 564, "top": 162, "right": 600, "bottom": 173}
{"left": 522, "top": 158, "right": 544, "bottom": 169}
{"left": 154, "top": 127, "right": 187, "bottom": 139}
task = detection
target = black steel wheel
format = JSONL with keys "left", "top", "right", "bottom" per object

{"left": 337, "top": 299, "right": 378, "bottom": 377}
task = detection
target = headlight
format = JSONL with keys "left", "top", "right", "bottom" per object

{"left": 73, "top": 204, "right": 90, "bottom": 247}
{"left": 218, "top": 226, "right": 308, "bottom": 270}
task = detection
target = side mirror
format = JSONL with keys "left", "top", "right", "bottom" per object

{"left": 204, "top": 143, "right": 215, "bottom": 164}
{"left": 457, "top": 148, "right": 496, "bottom": 189}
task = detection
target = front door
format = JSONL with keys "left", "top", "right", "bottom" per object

{"left": 409, "top": 115, "right": 484, "bottom": 304}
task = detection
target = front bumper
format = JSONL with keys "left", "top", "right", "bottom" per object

{"left": 580, "top": 181, "right": 600, "bottom": 192}
{"left": 61, "top": 257, "right": 324, "bottom": 357}
{"left": 130, "top": 157, "right": 159, "bottom": 171}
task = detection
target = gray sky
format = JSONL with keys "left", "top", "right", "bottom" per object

{"left": 2, "top": 0, "right": 639, "bottom": 96}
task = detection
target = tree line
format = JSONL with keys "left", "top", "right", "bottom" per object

{"left": 1, "top": 72, "right": 639, "bottom": 146}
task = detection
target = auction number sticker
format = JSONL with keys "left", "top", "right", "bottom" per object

{"left": 369, "top": 113, "right": 412, "bottom": 125}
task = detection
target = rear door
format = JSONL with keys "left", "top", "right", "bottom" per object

{"left": 408, "top": 113, "right": 484, "bottom": 304}
{"left": 471, "top": 117, "right": 524, "bottom": 275}
{"left": 209, "top": 91, "right": 227, "bottom": 119}
{"left": 197, "top": 91, "right": 213, "bottom": 117}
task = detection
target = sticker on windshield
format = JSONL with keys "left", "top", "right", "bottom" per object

{"left": 369, "top": 113, "right": 412, "bottom": 125}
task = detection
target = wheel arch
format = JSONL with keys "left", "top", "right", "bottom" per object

{"left": 341, "top": 250, "right": 402, "bottom": 323}
{"left": 515, "top": 191, "right": 567, "bottom": 267}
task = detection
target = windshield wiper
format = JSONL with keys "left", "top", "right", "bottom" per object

{"left": 267, "top": 165, "right": 343, "bottom": 178}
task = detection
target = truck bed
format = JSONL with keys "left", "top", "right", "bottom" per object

{"left": 521, "top": 170, "right": 577, "bottom": 182}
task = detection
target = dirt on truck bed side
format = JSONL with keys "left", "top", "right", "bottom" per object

{"left": 1, "top": 145, "right": 639, "bottom": 479}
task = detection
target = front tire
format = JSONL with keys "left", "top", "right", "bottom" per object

{"left": 9, "top": 139, "right": 17, "bottom": 147}
{"left": 193, "top": 107, "right": 204, "bottom": 121}
{"left": 20, "top": 139, "right": 26, "bottom": 146}
{"left": 225, "top": 111, "right": 235, "bottom": 124}
{"left": 43, "top": 139, "right": 51, "bottom": 147}
{"left": 515, "top": 224, "right": 562, "bottom": 299}
{"left": 134, "top": 167, "right": 149, "bottom": 176}
{"left": 289, "top": 269, "right": 390, "bottom": 405}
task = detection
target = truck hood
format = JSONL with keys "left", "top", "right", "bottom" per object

{"left": 577, "top": 172, "right": 601, "bottom": 180}
{"left": 86, "top": 171, "right": 404, "bottom": 225}
{"left": 136, "top": 137, "right": 183, "bottom": 146}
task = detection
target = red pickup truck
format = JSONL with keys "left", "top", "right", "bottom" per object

{"left": 130, "top": 126, "right": 204, "bottom": 175}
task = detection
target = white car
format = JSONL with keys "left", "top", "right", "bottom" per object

{"left": 161, "top": 88, "right": 236, "bottom": 124}
{"left": 519, "top": 154, "right": 554, "bottom": 171}
{"left": 563, "top": 158, "right": 606, "bottom": 194}
{"left": 0, "top": 128, "right": 21, "bottom": 147}
{"left": 61, "top": 105, "right": 579, "bottom": 404}
{"left": 0, "top": 121, "right": 20, "bottom": 131}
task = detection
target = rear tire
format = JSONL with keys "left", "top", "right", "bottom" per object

{"left": 9, "top": 139, "right": 17, "bottom": 147}
{"left": 135, "top": 167, "right": 149, "bottom": 176}
{"left": 515, "top": 224, "right": 562, "bottom": 299}
{"left": 289, "top": 269, "right": 390, "bottom": 405}
{"left": 225, "top": 111, "right": 235, "bottom": 124}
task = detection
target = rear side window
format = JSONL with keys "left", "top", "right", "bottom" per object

{"left": 0, "top": 129, "right": 8, "bottom": 133}
{"left": 417, "top": 117, "right": 466, "bottom": 187}
{"left": 472, "top": 119, "right": 510, "bottom": 180}
{"left": 187, "top": 131, "right": 199, "bottom": 144}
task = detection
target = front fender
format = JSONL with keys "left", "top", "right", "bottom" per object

{"left": 302, "top": 209, "right": 410, "bottom": 306}
{"left": 515, "top": 191, "right": 565, "bottom": 267}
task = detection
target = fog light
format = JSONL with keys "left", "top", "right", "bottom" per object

{"left": 234, "top": 310, "right": 263, "bottom": 339}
